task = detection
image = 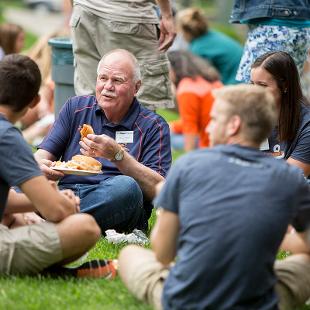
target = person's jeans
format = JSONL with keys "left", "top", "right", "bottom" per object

{"left": 170, "top": 133, "right": 185, "bottom": 151}
{"left": 59, "top": 175, "right": 147, "bottom": 233}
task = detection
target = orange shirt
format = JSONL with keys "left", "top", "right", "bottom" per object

{"left": 170, "top": 77, "right": 222, "bottom": 148}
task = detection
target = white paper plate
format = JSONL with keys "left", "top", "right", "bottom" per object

{"left": 51, "top": 166, "right": 103, "bottom": 176}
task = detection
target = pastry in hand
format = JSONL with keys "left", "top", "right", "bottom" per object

{"left": 80, "top": 124, "right": 94, "bottom": 140}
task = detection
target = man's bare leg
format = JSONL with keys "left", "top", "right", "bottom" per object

{"left": 56, "top": 213, "right": 101, "bottom": 264}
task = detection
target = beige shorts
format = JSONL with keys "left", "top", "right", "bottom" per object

{"left": 121, "top": 247, "right": 310, "bottom": 310}
{"left": 0, "top": 222, "right": 63, "bottom": 275}
{"left": 120, "top": 247, "right": 169, "bottom": 310}
{"left": 70, "top": 5, "right": 174, "bottom": 110}
{"left": 275, "top": 254, "right": 310, "bottom": 310}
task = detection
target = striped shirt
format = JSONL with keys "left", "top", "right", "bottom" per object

{"left": 39, "top": 96, "right": 171, "bottom": 185}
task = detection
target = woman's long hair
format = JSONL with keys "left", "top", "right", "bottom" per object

{"left": 0, "top": 23, "right": 23, "bottom": 55}
{"left": 251, "top": 51, "right": 305, "bottom": 142}
{"left": 167, "top": 50, "right": 220, "bottom": 86}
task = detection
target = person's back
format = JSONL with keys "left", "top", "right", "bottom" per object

{"left": 176, "top": 8, "right": 243, "bottom": 85}
{"left": 168, "top": 50, "right": 223, "bottom": 151}
{"left": 176, "top": 76, "right": 222, "bottom": 147}
{"left": 190, "top": 30, "right": 243, "bottom": 85}
{"left": 161, "top": 144, "right": 306, "bottom": 309}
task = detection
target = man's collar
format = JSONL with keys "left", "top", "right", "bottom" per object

{"left": 95, "top": 98, "right": 140, "bottom": 130}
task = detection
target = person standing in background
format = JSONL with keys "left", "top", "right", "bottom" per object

{"left": 230, "top": 0, "right": 310, "bottom": 83}
{"left": 176, "top": 7, "right": 243, "bottom": 85}
{"left": 69, "top": 0, "right": 176, "bottom": 111}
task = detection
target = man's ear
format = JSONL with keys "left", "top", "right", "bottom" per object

{"left": 29, "top": 94, "right": 41, "bottom": 109}
{"left": 134, "top": 80, "right": 142, "bottom": 95}
{"left": 227, "top": 115, "right": 241, "bottom": 137}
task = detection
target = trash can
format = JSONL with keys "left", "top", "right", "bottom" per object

{"left": 48, "top": 37, "right": 75, "bottom": 117}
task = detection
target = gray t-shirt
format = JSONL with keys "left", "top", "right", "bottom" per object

{"left": 267, "top": 103, "right": 310, "bottom": 163}
{"left": 74, "top": 0, "right": 159, "bottom": 23}
{"left": 155, "top": 144, "right": 310, "bottom": 310}
{"left": 0, "top": 115, "right": 42, "bottom": 219}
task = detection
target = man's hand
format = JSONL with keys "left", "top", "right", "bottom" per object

{"left": 79, "top": 134, "right": 120, "bottom": 161}
{"left": 159, "top": 15, "right": 176, "bottom": 51}
{"left": 23, "top": 212, "right": 45, "bottom": 225}
{"left": 37, "top": 158, "right": 64, "bottom": 181}
{"left": 60, "top": 189, "right": 80, "bottom": 213}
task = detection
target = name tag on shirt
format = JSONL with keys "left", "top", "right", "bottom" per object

{"left": 260, "top": 139, "right": 269, "bottom": 151}
{"left": 116, "top": 131, "right": 134, "bottom": 144}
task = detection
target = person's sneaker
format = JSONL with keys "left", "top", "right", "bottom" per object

{"left": 75, "top": 259, "right": 117, "bottom": 279}
{"left": 42, "top": 259, "right": 117, "bottom": 279}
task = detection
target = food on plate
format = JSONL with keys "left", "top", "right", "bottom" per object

{"left": 54, "top": 155, "right": 102, "bottom": 172}
{"left": 80, "top": 124, "right": 94, "bottom": 140}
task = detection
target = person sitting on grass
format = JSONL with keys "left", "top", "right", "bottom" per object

{"left": 118, "top": 84, "right": 310, "bottom": 310}
{"left": 35, "top": 49, "right": 171, "bottom": 234}
{"left": 250, "top": 51, "right": 310, "bottom": 178}
{"left": 168, "top": 50, "right": 222, "bottom": 151}
{"left": 0, "top": 54, "right": 115, "bottom": 278}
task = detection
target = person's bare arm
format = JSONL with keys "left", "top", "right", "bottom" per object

{"left": 80, "top": 134, "right": 164, "bottom": 200}
{"left": 151, "top": 209, "right": 179, "bottom": 265}
{"left": 19, "top": 176, "right": 79, "bottom": 222}
{"left": 34, "top": 149, "right": 64, "bottom": 181}
{"left": 287, "top": 157, "right": 310, "bottom": 177}
{"left": 151, "top": 208, "right": 179, "bottom": 266}
{"left": 5, "top": 189, "right": 35, "bottom": 214}
{"left": 115, "top": 152, "right": 164, "bottom": 200}
{"left": 155, "top": 0, "right": 176, "bottom": 51}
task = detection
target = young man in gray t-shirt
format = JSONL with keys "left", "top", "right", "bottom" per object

{"left": 0, "top": 54, "right": 114, "bottom": 277}
{"left": 118, "top": 84, "right": 310, "bottom": 310}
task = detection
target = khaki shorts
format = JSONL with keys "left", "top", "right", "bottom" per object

{"left": 0, "top": 222, "right": 63, "bottom": 275}
{"left": 275, "top": 254, "right": 310, "bottom": 310}
{"left": 70, "top": 5, "right": 174, "bottom": 110}
{"left": 120, "top": 248, "right": 169, "bottom": 310}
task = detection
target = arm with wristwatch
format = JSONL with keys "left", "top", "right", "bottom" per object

{"left": 80, "top": 134, "right": 164, "bottom": 200}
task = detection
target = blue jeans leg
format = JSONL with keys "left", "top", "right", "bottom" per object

{"left": 61, "top": 175, "right": 146, "bottom": 233}
{"left": 170, "top": 133, "right": 185, "bottom": 151}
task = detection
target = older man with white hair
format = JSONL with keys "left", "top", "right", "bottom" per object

{"left": 35, "top": 49, "right": 171, "bottom": 233}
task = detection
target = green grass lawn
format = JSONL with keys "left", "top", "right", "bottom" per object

{"left": 0, "top": 224, "right": 155, "bottom": 309}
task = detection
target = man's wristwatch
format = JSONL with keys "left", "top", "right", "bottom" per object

{"left": 111, "top": 147, "right": 124, "bottom": 162}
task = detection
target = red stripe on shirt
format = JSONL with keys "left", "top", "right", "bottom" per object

{"left": 134, "top": 122, "right": 143, "bottom": 161}
{"left": 139, "top": 113, "right": 163, "bottom": 174}
{"left": 74, "top": 102, "right": 97, "bottom": 114}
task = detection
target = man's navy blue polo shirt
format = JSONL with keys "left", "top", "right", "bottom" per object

{"left": 39, "top": 96, "right": 172, "bottom": 186}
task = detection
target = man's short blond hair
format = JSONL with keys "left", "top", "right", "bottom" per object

{"left": 213, "top": 84, "right": 278, "bottom": 145}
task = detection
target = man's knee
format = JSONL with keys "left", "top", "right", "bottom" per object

{"left": 111, "top": 175, "right": 143, "bottom": 207}
{"left": 78, "top": 213, "right": 101, "bottom": 238}
{"left": 118, "top": 246, "right": 166, "bottom": 309}
{"left": 119, "top": 245, "right": 141, "bottom": 267}
{"left": 275, "top": 254, "right": 310, "bottom": 310}
{"left": 58, "top": 213, "right": 101, "bottom": 243}
{"left": 112, "top": 175, "right": 143, "bottom": 204}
